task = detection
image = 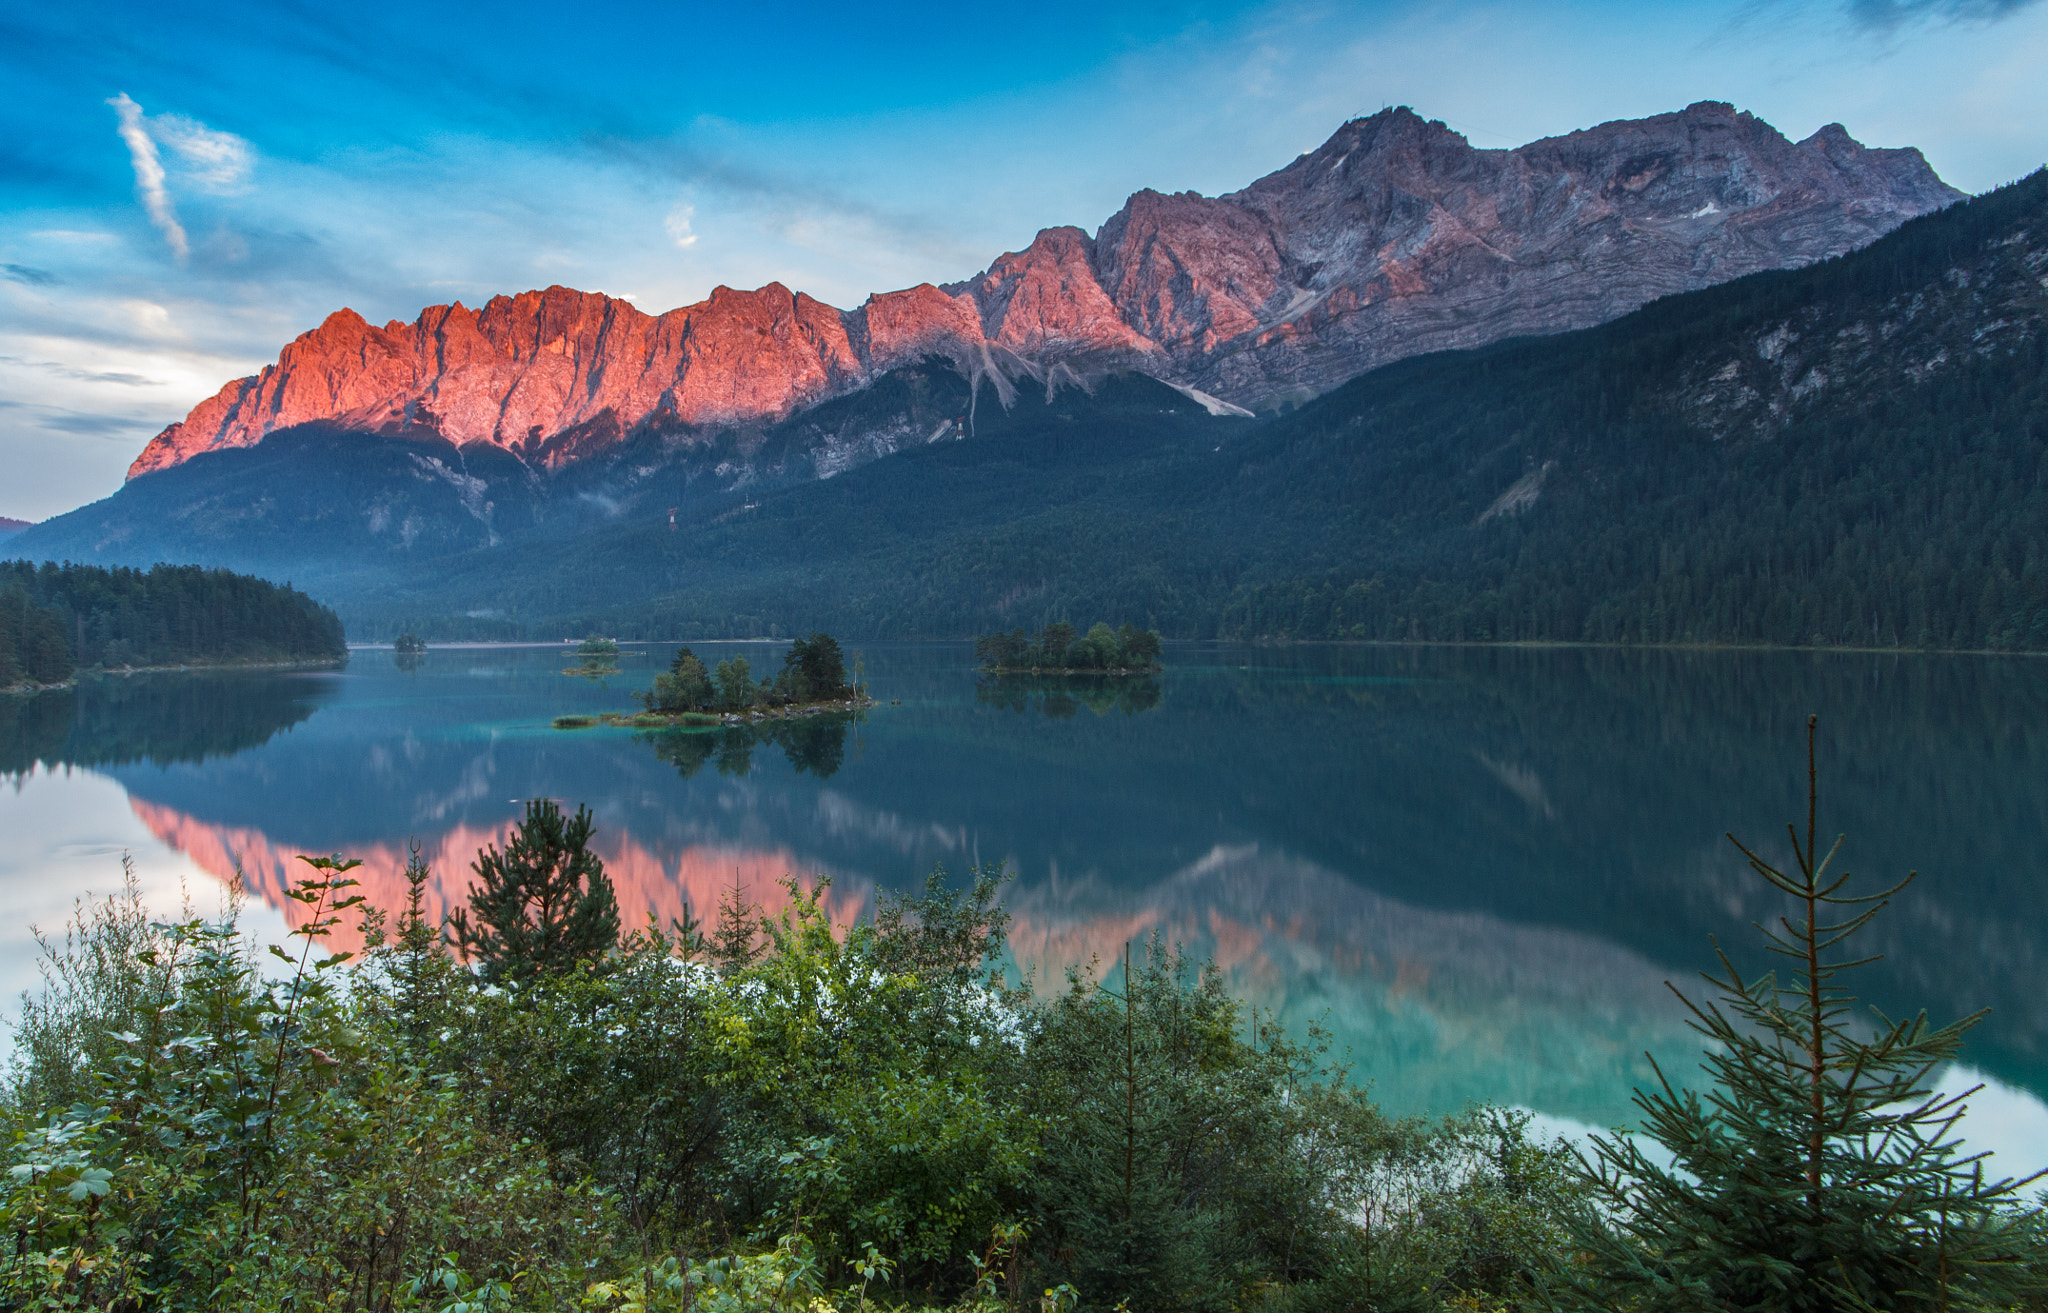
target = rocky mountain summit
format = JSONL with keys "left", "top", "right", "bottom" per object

{"left": 129, "top": 101, "right": 1960, "bottom": 480}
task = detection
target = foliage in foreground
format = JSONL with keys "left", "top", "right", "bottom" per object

{"left": 0, "top": 862, "right": 1565, "bottom": 1311}
{"left": 2, "top": 729, "right": 2046, "bottom": 1311}
{"left": 1550, "top": 719, "right": 2048, "bottom": 1313}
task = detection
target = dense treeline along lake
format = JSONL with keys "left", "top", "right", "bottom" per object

{"left": 4, "top": 642, "right": 2046, "bottom": 1158}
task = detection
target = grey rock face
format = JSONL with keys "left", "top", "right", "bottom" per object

{"left": 1094, "top": 101, "right": 1963, "bottom": 407}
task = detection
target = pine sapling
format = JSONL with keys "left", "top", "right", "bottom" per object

{"left": 1553, "top": 716, "right": 2048, "bottom": 1313}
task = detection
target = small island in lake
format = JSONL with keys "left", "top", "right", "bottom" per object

{"left": 974, "top": 620, "right": 1163, "bottom": 674}
{"left": 554, "top": 631, "right": 873, "bottom": 729}
{"left": 560, "top": 634, "right": 628, "bottom": 680}
{"left": 392, "top": 632, "right": 427, "bottom": 671}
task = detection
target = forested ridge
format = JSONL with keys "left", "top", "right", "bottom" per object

{"left": 0, "top": 561, "right": 346, "bottom": 687}
{"left": 1198, "top": 167, "right": 2048, "bottom": 647}
{"left": 372, "top": 169, "right": 2048, "bottom": 646}
{"left": 13, "top": 172, "right": 2047, "bottom": 648}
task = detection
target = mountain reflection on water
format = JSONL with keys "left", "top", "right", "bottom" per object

{"left": 6, "top": 642, "right": 2047, "bottom": 1129}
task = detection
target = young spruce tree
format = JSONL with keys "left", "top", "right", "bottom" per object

{"left": 1553, "top": 717, "right": 2047, "bottom": 1313}
{"left": 450, "top": 799, "right": 620, "bottom": 984}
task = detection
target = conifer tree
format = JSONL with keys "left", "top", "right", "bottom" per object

{"left": 708, "top": 868, "right": 761, "bottom": 973}
{"left": 450, "top": 800, "right": 620, "bottom": 985}
{"left": 389, "top": 839, "right": 457, "bottom": 1051}
{"left": 1553, "top": 717, "right": 2048, "bottom": 1313}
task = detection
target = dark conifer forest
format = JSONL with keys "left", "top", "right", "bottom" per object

{"left": 0, "top": 562, "right": 346, "bottom": 686}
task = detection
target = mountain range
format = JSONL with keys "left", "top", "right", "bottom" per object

{"left": 121, "top": 101, "right": 1956, "bottom": 480}
{"left": 18, "top": 104, "right": 2044, "bottom": 650}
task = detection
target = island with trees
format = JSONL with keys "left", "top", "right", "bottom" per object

{"left": 559, "top": 634, "right": 628, "bottom": 680}
{"left": 2, "top": 561, "right": 346, "bottom": 691}
{"left": 392, "top": 632, "right": 427, "bottom": 671}
{"left": 553, "top": 631, "right": 872, "bottom": 730}
{"left": 974, "top": 620, "right": 1163, "bottom": 674}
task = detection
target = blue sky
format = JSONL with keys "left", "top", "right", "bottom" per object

{"left": 3, "top": 0, "right": 2045, "bottom": 520}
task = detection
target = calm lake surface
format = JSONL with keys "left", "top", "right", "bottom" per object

{"left": 5, "top": 642, "right": 2047, "bottom": 1164}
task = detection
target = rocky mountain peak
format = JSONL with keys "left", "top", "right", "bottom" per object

{"left": 127, "top": 102, "right": 1965, "bottom": 480}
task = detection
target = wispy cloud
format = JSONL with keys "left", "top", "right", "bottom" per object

{"left": 0, "top": 356, "right": 162, "bottom": 386}
{"left": 108, "top": 92, "right": 187, "bottom": 260}
{"left": 152, "top": 113, "right": 255, "bottom": 193}
{"left": 105, "top": 94, "right": 256, "bottom": 260}
{"left": 1, "top": 264, "right": 60, "bottom": 286}
{"left": 35, "top": 410, "right": 157, "bottom": 437}
{"left": 663, "top": 202, "right": 699, "bottom": 249}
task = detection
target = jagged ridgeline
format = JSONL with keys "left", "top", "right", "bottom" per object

{"left": 1207, "top": 167, "right": 2048, "bottom": 648}
{"left": 544, "top": 169, "right": 2048, "bottom": 647}
{"left": 0, "top": 562, "right": 346, "bottom": 686}
{"left": 15, "top": 168, "right": 2045, "bottom": 648}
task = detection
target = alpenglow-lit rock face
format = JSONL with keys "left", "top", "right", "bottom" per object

{"left": 129, "top": 101, "right": 1961, "bottom": 479}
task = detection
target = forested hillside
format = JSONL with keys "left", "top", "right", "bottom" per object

{"left": 0, "top": 562, "right": 346, "bottom": 687}
{"left": 14, "top": 171, "right": 2046, "bottom": 648}
{"left": 488, "top": 170, "right": 2048, "bottom": 648}
{"left": 1203, "top": 167, "right": 2048, "bottom": 647}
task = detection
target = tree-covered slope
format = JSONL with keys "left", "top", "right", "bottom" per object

{"left": 0, "top": 562, "right": 346, "bottom": 686}
{"left": 473, "top": 170, "right": 2048, "bottom": 647}
{"left": 15, "top": 170, "right": 2046, "bottom": 647}
{"left": 1201, "top": 167, "right": 2048, "bottom": 648}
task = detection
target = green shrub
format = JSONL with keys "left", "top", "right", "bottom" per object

{"left": 449, "top": 799, "right": 621, "bottom": 986}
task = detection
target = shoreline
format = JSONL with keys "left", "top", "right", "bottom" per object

{"left": 554, "top": 695, "right": 878, "bottom": 730}
{"left": 977, "top": 665, "right": 1163, "bottom": 676}
{"left": 1228, "top": 638, "right": 2048, "bottom": 658}
{"left": 3, "top": 654, "right": 347, "bottom": 696}
{"left": 347, "top": 637, "right": 2048, "bottom": 659}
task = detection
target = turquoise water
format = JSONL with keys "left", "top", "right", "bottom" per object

{"left": 4, "top": 642, "right": 2046, "bottom": 1159}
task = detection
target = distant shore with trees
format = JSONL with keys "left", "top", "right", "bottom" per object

{"left": 2, "top": 561, "right": 347, "bottom": 692}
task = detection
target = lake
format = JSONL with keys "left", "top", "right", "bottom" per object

{"left": 4, "top": 642, "right": 2046, "bottom": 1166}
